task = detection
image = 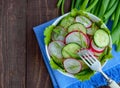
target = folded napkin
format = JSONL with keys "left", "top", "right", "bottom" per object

{"left": 33, "top": 18, "right": 120, "bottom": 88}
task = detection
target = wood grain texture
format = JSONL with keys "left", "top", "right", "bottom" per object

{"left": 0, "top": 0, "right": 26, "bottom": 88}
{"left": 26, "top": 0, "right": 59, "bottom": 88}
{"left": 26, "top": 0, "right": 72, "bottom": 88}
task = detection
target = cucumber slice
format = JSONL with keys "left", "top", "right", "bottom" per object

{"left": 60, "top": 16, "right": 74, "bottom": 29}
{"left": 68, "top": 23, "right": 86, "bottom": 34}
{"left": 63, "top": 58, "right": 82, "bottom": 74}
{"left": 94, "top": 29, "right": 109, "bottom": 47}
{"left": 62, "top": 43, "right": 81, "bottom": 58}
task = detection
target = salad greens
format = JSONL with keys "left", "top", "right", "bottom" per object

{"left": 44, "top": 9, "right": 112, "bottom": 81}
{"left": 59, "top": 16, "right": 74, "bottom": 28}
{"left": 44, "top": 25, "right": 55, "bottom": 45}
{"left": 56, "top": 0, "right": 120, "bottom": 52}
{"left": 75, "top": 69, "right": 94, "bottom": 81}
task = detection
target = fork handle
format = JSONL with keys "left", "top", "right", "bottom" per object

{"left": 108, "top": 79, "right": 120, "bottom": 88}
{"left": 100, "top": 70, "right": 120, "bottom": 88}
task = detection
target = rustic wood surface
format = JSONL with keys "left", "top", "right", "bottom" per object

{"left": 0, "top": 0, "right": 119, "bottom": 88}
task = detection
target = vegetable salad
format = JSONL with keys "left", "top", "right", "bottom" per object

{"left": 44, "top": 10, "right": 112, "bottom": 81}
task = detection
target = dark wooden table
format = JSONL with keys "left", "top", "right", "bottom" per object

{"left": 0, "top": 0, "right": 70, "bottom": 88}
{"left": 0, "top": 0, "right": 119, "bottom": 88}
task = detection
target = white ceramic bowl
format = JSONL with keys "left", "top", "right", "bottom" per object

{"left": 45, "top": 11, "right": 112, "bottom": 78}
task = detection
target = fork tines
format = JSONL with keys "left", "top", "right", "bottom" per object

{"left": 77, "top": 49, "right": 97, "bottom": 66}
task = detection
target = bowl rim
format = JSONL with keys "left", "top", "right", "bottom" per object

{"left": 45, "top": 11, "right": 112, "bottom": 78}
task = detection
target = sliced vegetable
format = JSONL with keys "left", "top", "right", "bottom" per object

{"left": 93, "top": 51, "right": 103, "bottom": 57}
{"left": 75, "top": 16, "right": 92, "bottom": 28}
{"left": 87, "top": 23, "right": 99, "bottom": 35}
{"left": 60, "top": 16, "right": 74, "bottom": 29}
{"left": 62, "top": 43, "right": 81, "bottom": 58}
{"left": 90, "top": 40, "right": 105, "bottom": 53}
{"left": 63, "top": 58, "right": 82, "bottom": 74}
{"left": 65, "top": 31, "right": 89, "bottom": 48}
{"left": 56, "top": 1, "right": 120, "bottom": 52}
{"left": 94, "top": 29, "right": 109, "bottom": 47}
{"left": 52, "top": 26, "right": 66, "bottom": 41}
{"left": 68, "top": 23, "right": 86, "bottom": 34}
{"left": 87, "top": 28, "right": 94, "bottom": 35}
{"left": 48, "top": 41, "right": 65, "bottom": 59}
{"left": 45, "top": 9, "right": 112, "bottom": 81}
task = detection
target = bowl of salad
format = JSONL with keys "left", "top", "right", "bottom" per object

{"left": 44, "top": 9, "right": 112, "bottom": 81}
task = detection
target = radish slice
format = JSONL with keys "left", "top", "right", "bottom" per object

{"left": 48, "top": 41, "right": 65, "bottom": 59}
{"left": 52, "top": 26, "right": 66, "bottom": 41}
{"left": 65, "top": 31, "right": 89, "bottom": 48}
{"left": 87, "top": 28, "right": 94, "bottom": 36}
{"left": 94, "top": 52, "right": 103, "bottom": 56}
{"left": 63, "top": 58, "right": 82, "bottom": 74}
{"left": 87, "top": 23, "right": 99, "bottom": 36}
{"left": 89, "top": 40, "right": 105, "bottom": 56}
{"left": 75, "top": 16, "right": 92, "bottom": 28}
{"left": 90, "top": 40, "right": 105, "bottom": 53}
{"left": 89, "top": 48, "right": 103, "bottom": 57}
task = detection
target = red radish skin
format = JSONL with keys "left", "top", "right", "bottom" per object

{"left": 80, "top": 31, "right": 90, "bottom": 46}
{"left": 64, "top": 31, "right": 90, "bottom": 47}
{"left": 90, "top": 40, "right": 105, "bottom": 53}
{"left": 89, "top": 48, "right": 103, "bottom": 57}
{"left": 63, "top": 58, "right": 82, "bottom": 74}
{"left": 89, "top": 40, "right": 105, "bottom": 56}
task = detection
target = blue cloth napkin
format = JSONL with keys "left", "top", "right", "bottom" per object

{"left": 33, "top": 18, "right": 120, "bottom": 88}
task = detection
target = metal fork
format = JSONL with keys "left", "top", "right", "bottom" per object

{"left": 77, "top": 49, "right": 120, "bottom": 88}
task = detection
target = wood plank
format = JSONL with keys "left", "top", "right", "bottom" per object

{"left": 26, "top": 0, "right": 58, "bottom": 87}
{"left": 0, "top": 0, "right": 26, "bottom": 88}
{"left": 26, "top": 0, "right": 71, "bottom": 88}
{"left": 0, "top": 0, "right": 3, "bottom": 88}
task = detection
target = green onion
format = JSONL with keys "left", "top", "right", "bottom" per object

{"left": 94, "top": 0, "right": 102, "bottom": 16}
{"left": 86, "top": 0, "right": 98, "bottom": 12}
{"left": 106, "top": 0, "right": 117, "bottom": 11}
{"left": 61, "top": 0, "right": 65, "bottom": 15}
{"left": 98, "top": 0, "right": 110, "bottom": 18}
{"left": 112, "top": 2, "right": 120, "bottom": 30}
{"left": 57, "top": 0, "right": 63, "bottom": 8}
{"left": 75, "top": 0, "right": 82, "bottom": 10}
{"left": 103, "top": 0, "right": 118, "bottom": 21}
{"left": 71, "top": 0, "right": 75, "bottom": 10}
{"left": 80, "top": 0, "right": 89, "bottom": 10}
